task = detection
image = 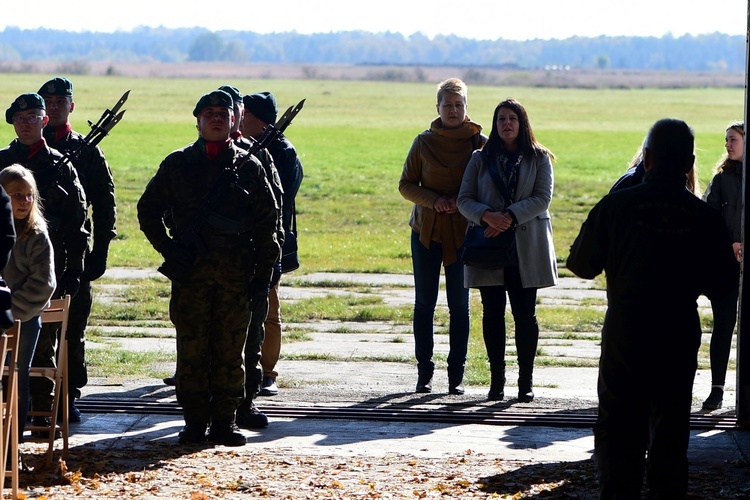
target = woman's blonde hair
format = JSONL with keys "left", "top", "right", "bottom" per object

{"left": 436, "top": 78, "right": 467, "bottom": 105}
{"left": 0, "top": 164, "right": 47, "bottom": 241}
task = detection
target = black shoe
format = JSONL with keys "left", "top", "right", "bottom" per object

{"left": 258, "top": 376, "right": 279, "bottom": 397}
{"left": 415, "top": 374, "right": 433, "bottom": 393}
{"left": 163, "top": 374, "right": 176, "bottom": 386}
{"left": 702, "top": 387, "right": 724, "bottom": 410}
{"left": 518, "top": 389, "right": 535, "bottom": 403}
{"left": 448, "top": 384, "right": 465, "bottom": 395}
{"left": 58, "top": 401, "right": 82, "bottom": 423}
{"left": 178, "top": 423, "right": 208, "bottom": 444}
{"left": 236, "top": 402, "right": 269, "bottom": 429}
{"left": 69, "top": 402, "right": 82, "bottom": 423}
{"left": 487, "top": 388, "right": 504, "bottom": 401}
{"left": 30, "top": 416, "right": 62, "bottom": 439}
{"left": 5, "top": 451, "right": 29, "bottom": 473}
{"left": 208, "top": 422, "right": 246, "bottom": 446}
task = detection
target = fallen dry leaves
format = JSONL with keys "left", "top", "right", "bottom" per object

{"left": 6, "top": 445, "right": 749, "bottom": 499}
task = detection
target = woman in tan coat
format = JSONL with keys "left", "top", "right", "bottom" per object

{"left": 399, "top": 78, "right": 486, "bottom": 395}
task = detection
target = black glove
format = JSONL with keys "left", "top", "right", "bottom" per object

{"left": 82, "top": 244, "right": 109, "bottom": 281}
{"left": 59, "top": 272, "right": 81, "bottom": 298}
{"left": 270, "top": 260, "right": 282, "bottom": 288}
{"left": 158, "top": 239, "right": 194, "bottom": 269}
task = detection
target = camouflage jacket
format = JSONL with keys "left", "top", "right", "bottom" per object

{"left": 43, "top": 127, "right": 117, "bottom": 249}
{"left": 137, "top": 140, "right": 280, "bottom": 283}
{"left": 0, "top": 139, "right": 89, "bottom": 276}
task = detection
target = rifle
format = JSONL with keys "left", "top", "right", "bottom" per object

{"left": 158, "top": 98, "right": 305, "bottom": 285}
{"left": 38, "top": 90, "right": 129, "bottom": 193}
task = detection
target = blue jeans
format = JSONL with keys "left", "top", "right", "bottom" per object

{"left": 410, "top": 231, "right": 469, "bottom": 383}
{"left": 5, "top": 316, "right": 41, "bottom": 442}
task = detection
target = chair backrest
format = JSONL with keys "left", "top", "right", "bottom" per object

{"left": 30, "top": 295, "right": 72, "bottom": 467}
{"left": 41, "top": 294, "right": 71, "bottom": 368}
{"left": 2, "top": 320, "right": 21, "bottom": 498}
{"left": 42, "top": 295, "right": 71, "bottom": 329}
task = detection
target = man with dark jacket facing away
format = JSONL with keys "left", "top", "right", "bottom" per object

{"left": 567, "top": 118, "right": 739, "bottom": 498}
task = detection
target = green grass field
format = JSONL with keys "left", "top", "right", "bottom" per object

{"left": 0, "top": 75, "right": 742, "bottom": 274}
{"left": 1, "top": 75, "right": 739, "bottom": 380}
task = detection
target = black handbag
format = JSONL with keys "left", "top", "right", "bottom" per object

{"left": 462, "top": 155, "right": 518, "bottom": 270}
{"left": 281, "top": 209, "right": 300, "bottom": 274}
{"left": 462, "top": 224, "right": 517, "bottom": 269}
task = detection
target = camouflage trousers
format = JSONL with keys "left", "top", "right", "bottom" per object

{"left": 172, "top": 275, "right": 250, "bottom": 426}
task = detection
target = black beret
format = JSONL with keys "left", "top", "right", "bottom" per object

{"left": 193, "top": 89, "right": 233, "bottom": 117}
{"left": 218, "top": 85, "right": 242, "bottom": 103}
{"left": 38, "top": 77, "right": 73, "bottom": 97}
{"left": 6, "top": 93, "right": 45, "bottom": 124}
{"left": 242, "top": 91, "right": 278, "bottom": 125}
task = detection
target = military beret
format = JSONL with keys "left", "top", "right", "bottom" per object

{"left": 6, "top": 93, "right": 45, "bottom": 125}
{"left": 193, "top": 89, "right": 233, "bottom": 117}
{"left": 242, "top": 91, "right": 278, "bottom": 125}
{"left": 38, "top": 77, "right": 73, "bottom": 97}
{"left": 218, "top": 85, "right": 242, "bottom": 103}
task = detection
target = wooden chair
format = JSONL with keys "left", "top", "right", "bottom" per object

{"left": 26, "top": 295, "right": 71, "bottom": 467}
{"left": 1, "top": 320, "right": 22, "bottom": 499}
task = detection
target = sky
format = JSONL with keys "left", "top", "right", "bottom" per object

{"left": 2, "top": 0, "right": 747, "bottom": 41}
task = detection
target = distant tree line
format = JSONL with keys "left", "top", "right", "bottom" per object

{"left": 0, "top": 26, "right": 743, "bottom": 72}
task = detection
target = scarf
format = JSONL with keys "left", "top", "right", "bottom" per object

{"left": 418, "top": 116, "right": 483, "bottom": 265}
{"left": 197, "top": 137, "right": 231, "bottom": 160}
{"left": 493, "top": 148, "right": 523, "bottom": 204}
{"left": 16, "top": 138, "right": 47, "bottom": 160}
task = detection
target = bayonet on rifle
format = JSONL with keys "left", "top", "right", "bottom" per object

{"left": 242, "top": 98, "right": 305, "bottom": 164}
{"left": 52, "top": 89, "right": 130, "bottom": 170}
{"left": 157, "top": 98, "right": 306, "bottom": 285}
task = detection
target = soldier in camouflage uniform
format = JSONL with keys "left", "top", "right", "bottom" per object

{"left": 37, "top": 77, "right": 117, "bottom": 423}
{"left": 137, "top": 89, "right": 279, "bottom": 446}
{"left": 242, "top": 91, "right": 304, "bottom": 403}
{"left": 0, "top": 93, "right": 88, "bottom": 433}
{"left": 159, "top": 84, "right": 282, "bottom": 430}
{"left": 226, "top": 86, "right": 286, "bottom": 428}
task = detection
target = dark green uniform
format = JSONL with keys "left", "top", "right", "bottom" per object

{"left": 42, "top": 127, "right": 117, "bottom": 400}
{"left": 234, "top": 138, "right": 284, "bottom": 397}
{"left": 137, "top": 139, "right": 279, "bottom": 426}
{"left": 0, "top": 138, "right": 88, "bottom": 413}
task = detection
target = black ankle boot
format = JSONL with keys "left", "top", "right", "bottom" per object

{"left": 488, "top": 370, "right": 505, "bottom": 401}
{"left": 518, "top": 373, "right": 534, "bottom": 403}
{"left": 702, "top": 387, "right": 724, "bottom": 410}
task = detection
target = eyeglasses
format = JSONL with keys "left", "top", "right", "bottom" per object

{"left": 12, "top": 114, "right": 43, "bottom": 125}
{"left": 8, "top": 192, "right": 34, "bottom": 203}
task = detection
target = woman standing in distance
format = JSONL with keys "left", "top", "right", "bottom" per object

{"left": 399, "top": 78, "right": 486, "bottom": 394}
{"left": 457, "top": 98, "right": 557, "bottom": 402}
{"left": 0, "top": 164, "right": 55, "bottom": 447}
{"left": 701, "top": 121, "right": 744, "bottom": 410}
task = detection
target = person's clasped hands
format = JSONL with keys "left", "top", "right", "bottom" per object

{"left": 433, "top": 196, "right": 457, "bottom": 214}
{"left": 481, "top": 210, "right": 516, "bottom": 237}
